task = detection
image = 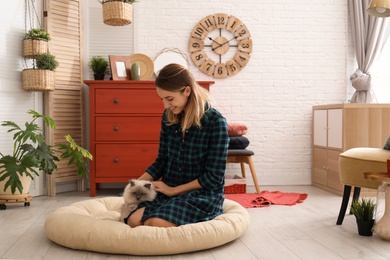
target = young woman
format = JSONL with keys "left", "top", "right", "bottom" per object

{"left": 126, "top": 63, "right": 229, "bottom": 228}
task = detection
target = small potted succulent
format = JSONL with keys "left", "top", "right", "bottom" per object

{"left": 0, "top": 110, "right": 92, "bottom": 198}
{"left": 98, "top": 0, "right": 138, "bottom": 26}
{"left": 350, "top": 198, "right": 377, "bottom": 236}
{"left": 23, "top": 28, "right": 51, "bottom": 58}
{"left": 88, "top": 56, "right": 109, "bottom": 80}
{"left": 22, "top": 53, "right": 59, "bottom": 91}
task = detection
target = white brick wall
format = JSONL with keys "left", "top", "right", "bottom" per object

{"left": 0, "top": 0, "right": 352, "bottom": 192}
{"left": 134, "top": 0, "right": 350, "bottom": 185}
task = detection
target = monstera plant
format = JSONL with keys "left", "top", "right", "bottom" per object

{"left": 0, "top": 110, "right": 92, "bottom": 195}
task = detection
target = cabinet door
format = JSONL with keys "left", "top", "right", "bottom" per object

{"left": 313, "top": 110, "right": 327, "bottom": 146}
{"left": 327, "top": 109, "right": 342, "bottom": 149}
{"left": 312, "top": 147, "right": 327, "bottom": 185}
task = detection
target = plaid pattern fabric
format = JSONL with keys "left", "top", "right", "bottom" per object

{"left": 140, "top": 108, "right": 229, "bottom": 225}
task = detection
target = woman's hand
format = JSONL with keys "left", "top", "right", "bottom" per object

{"left": 152, "top": 181, "right": 176, "bottom": 197}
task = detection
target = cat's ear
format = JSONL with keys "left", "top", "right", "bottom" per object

{"left": 130, "top": 180, "right": 136, "bottom": 187}
{"left": 144, "top": 183, "right": 152, "bottom": 189}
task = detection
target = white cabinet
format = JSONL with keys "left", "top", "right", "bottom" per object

{"left": 313, "top": 109, "right": 342, "bottom": 149}
{"left": 312, "top": 104, "right": 390, "bottom": 195}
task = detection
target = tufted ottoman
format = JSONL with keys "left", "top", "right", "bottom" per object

{"left": 44, "top": 197, "right": 250, "bottom": 255}
{"left": 336, "top": 147, "right": 390, "bottom": 225}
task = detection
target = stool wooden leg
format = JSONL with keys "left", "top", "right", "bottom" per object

{"left": 247, "top": 157, "right": 260, "bottom": 194}
{"left": 240, "top": 162, "right": 246, "bottom": 178}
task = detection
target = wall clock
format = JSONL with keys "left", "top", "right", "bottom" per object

{"left": 189, "top": 13, "right": 252, "bottom": 79}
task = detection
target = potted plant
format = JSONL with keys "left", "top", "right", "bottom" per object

{"left": 89, "top": 56, "right": 109, "bottom": 80}
{"left": 350, "top": 198, "right": 377, "bottom": 236}
{"left": 0, "top": 110, "right": 93, "bottom": 197}
{"left": 23, "top": 28, "right": 51, "bottom": 58}
{"left": 98, "top": 0, "right": 138, "bottom": 26}
{"left": 22, "top": 53, "right": 59, "bottom": 91}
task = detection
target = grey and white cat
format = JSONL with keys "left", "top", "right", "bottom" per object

{"left": 120, "top": 180, "right": 157, "bottom": 220}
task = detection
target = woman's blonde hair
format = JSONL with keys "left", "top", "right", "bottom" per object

{"left": 155, "top": 63, "right": 212, "bottom": 132}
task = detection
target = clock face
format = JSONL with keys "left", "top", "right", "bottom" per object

{"left": 189, "top": 13, "right": 252, "bottom": 78}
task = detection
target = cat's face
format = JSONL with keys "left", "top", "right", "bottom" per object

{"left": 123, "top": 180, "right": 156, "bottom": 203}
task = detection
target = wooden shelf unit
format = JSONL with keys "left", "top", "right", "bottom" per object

{"left": 312, "top": 103, "right": 390, "bottom": 195}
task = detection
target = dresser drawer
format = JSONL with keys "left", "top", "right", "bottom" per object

{"left": 95, "top": 143, "right": 159, "bottom": 178}
{"left": 95, "top": 89, "right": 163, "bottom": 114}
{"left": 95, "top": 116, "right": 161, "bottom": 141}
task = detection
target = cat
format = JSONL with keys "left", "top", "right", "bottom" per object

{"left": 120, "top": 179, "right": 157, "bottom": 221}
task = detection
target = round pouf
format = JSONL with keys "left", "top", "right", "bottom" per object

{"left": 44, "top": 197, "right": 250, "bottom": 255}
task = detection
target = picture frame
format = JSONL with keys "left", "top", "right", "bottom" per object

{"left": 109, "top": 55, "right": 131, "bottom": 80}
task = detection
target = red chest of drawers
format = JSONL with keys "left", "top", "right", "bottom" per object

{"left": 85, "top": 80, "right": 213, "bottom": 196}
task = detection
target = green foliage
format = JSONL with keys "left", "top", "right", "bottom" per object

{"left": 25, "top": 28, "right": 51, "bottom": 41}
{"left": 0, "top": 110, "right": 93, "bottom": 194}
{"left": 350, "top": 198, "right": 376, "bottom": 221}
{"left": 98, "top": 0, "right": 138, "bottom": 4}
{"left": 36, "top": 53, "right": 59, "bottom": 71}
{"left": 88, "top": 56, "right": 108, "bottom": 74}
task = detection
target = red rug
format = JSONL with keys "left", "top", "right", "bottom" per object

{"left": 225, "top": 190, "right": 308, "bottom": 208}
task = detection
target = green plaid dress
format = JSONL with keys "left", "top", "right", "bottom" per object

{"left": 139, "top": 107, "right": 229, "bottom": 225}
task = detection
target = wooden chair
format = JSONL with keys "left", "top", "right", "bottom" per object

{"left": 227, "top": 149, "right": 260, "bottom": 194}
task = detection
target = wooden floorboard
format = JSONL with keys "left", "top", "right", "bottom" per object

{"left": 1, "top": 185, "right": 390, "bottom": 259}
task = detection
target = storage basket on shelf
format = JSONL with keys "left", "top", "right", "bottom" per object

{"left": 102, "top": 1, "right": 132, "bottom": 26}
{"left": 23, "top": 38, "right": 48, "bottom": 58}
{"left": 22, "top": 69, "right": 55, "bottom": 92}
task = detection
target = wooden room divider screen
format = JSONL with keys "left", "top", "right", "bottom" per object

{"left": 44, "top": 0, "right": 85, "bottom": 196}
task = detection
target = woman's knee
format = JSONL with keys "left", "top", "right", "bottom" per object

{"left": 144, "top": 217, "right": 178, "bottom": 228}
{"left": 127, "top": 208, "right": 145, "bottom": 228}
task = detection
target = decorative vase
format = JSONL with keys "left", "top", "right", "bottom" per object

{"left": 94, "top": 73, "right": 105, "bottom": 80}
{"left": 130, "top": 62, "right": 140, "bottom": 80}
{"left": 23, "top": 38, "right": 49, "bottom": 58}
{"left": 356, "top": 219, "right": 375, "bottom": 236}
{"left": 102, "top": 1, "right": 132, "bottom": 26}
{"left": 374, "top": 183, "right": 390, "bottom": 240}
{"left": 22, "top": 69, "right": 55, "bottom": 92}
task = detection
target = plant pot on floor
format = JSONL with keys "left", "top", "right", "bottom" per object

{"left": 0, "top": 172, "right": 32, "bottom": 196}
{"left": 356, "top": 219, "right": 375, "bottom": 236}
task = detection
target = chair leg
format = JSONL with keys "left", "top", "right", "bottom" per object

{"left": 349, "top": 187, "right": 361, "bottom": 214}
{"left": 247, "top": 157, "right": 261, "bottom": 194}
{"left": 336, "top": 185, "right": 352, "bottom": 225}
{"left": 240, "top": 162, "right": 246, "bottom": 178}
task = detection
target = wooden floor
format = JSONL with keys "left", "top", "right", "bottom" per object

{"left": 1, "top": 185, "right": 390, "bottom": 260}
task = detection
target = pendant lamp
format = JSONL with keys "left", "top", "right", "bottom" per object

{"left": 367, "top": 0, "right": 390, "bottom": 17}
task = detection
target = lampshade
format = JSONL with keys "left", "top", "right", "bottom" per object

{"left": 367, "top": 0, "right": 390, "bottom": 17}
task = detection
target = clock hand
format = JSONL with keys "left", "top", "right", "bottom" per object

{"left": 211, "top": 36, "right": 238, "bottom": 51}
{"left": 207, "top": 37, "right": 222, "bottom": 46}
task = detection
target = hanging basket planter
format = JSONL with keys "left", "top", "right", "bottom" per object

{"left": 102, "top": 1, "right": 133, "bottom": 26}
{"left": 22, "top": 69, "right": 55, "bottom": 92}
{"left": 23, "top": 38, "right": 49, "bottom": 58}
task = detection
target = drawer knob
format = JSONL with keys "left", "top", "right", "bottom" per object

{"left": 113, "top": 98, "right": 119, "bottom": 104}
{"left": 114, "top": 126, "right": 119, "bottom": 131}
{"left": 114, "top": 158, "right": 119, "bottom": 163}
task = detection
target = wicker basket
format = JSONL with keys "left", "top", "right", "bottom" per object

{"left": 22, "top": 69, "right": 55, "bottom": 92}
{"left": 23, "top": 38, "right": 49, "bottom": 58}
{"left": 102, "top": 1, "right": 132, "bottom": 26}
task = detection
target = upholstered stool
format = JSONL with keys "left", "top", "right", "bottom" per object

{"left": 336, "top": 147, "right": 390, "bottom": 225}
{"left": 227, "top": 149, "right": 260, "bottom": 194}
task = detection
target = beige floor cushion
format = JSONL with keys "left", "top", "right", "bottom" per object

{"left": 44, "top": 197, "right": 250, "bottom": 255}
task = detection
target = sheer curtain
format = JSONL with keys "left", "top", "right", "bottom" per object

{"left": 349, "top": 0, "right": 390, "bottom": 103}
